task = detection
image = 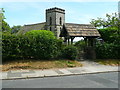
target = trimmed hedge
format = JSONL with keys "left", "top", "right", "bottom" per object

{"left": 2, "top": 30, "right": 62, "bottom": 60}
{"left": 62, "top": 45, "right": 78, "bottom": 60}
{"left": 95, "top": 43, "right": 120, "bottom": 59}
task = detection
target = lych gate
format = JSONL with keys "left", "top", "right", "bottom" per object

{"left": 60, "top": 23, "right": 101, "bottom": 60}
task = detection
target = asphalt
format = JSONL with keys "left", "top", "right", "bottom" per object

{"left": 2, "top": 72, "right": 119, "bottom": 88}
{"left": 0, "top": 60, "right": 119, "bottom": 80}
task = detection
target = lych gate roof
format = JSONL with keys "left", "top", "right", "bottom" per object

{"left": 60, "top": 23, "right": 100, "bottom": 37}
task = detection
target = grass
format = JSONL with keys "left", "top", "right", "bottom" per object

{"left": 2, "top": 59, "right": 83, "bottom": 71}
{"left": 94, "top": 59, "right": 120, "bottom": 66}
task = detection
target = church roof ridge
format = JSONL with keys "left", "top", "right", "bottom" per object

{"left": 65, "top": 23, "right": 94, "bottom": 26}
{"left": 24, "top": 22, "right": 45, "bottom": 26}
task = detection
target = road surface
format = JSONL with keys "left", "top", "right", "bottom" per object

{"left": 2, "top": 72, "right": 119, "bottom": 88}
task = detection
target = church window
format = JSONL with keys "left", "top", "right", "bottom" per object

{"left": 50, "top": 27, "right": 52, "bottom": 31}
{"left": 60, "top": 27, "right": 61, "bottom": 31}
{"left": 50, "top": 17, "right": 52, "bottom": 25}
{"left": 60, "top": 17, "right": 62, "bottom": 25}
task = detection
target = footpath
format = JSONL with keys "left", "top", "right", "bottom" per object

{"left": 0, "top": 61, "right": 119, "bottom": 80}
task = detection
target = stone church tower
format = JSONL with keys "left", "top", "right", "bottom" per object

{"left": 46, "top": 7, "right": 65, "bottom": 38}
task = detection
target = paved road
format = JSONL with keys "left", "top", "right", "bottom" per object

{"left": 2, "top": 72, "right": 119, "bottom": 88}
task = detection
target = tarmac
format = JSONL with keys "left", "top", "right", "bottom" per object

{"left": 0, "top": 60, "right": 119, "bottom": 80}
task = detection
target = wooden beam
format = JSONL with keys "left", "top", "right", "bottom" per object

{"left": 70, "top": 37, "right": 75, "bottom": 45}
{"left": 68, "top": 38, "right": 70, "bottom": 45}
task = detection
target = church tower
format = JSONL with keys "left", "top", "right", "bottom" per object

{"left": 46, "top": 7, "right": 65, "bottom": 38}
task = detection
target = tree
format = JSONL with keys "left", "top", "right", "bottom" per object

{"left": 90, "top": 13, "right": 120, "bottom": 44}
{"left": 0, "top": 8, "right": 11, "bottom": 33}
{"left": 90, "top": 13, "right": 120, "bottom": 29}
{"left": 11, "top": 25, "right": 22, "bottom": 34}
{"left": 2, "top": 20, "right": 11, "bottom": 33}
{"left": 98, "top": 27, "right": 119, "bottom": 44}
{"left": 0, "top": 8, "right": 5, "bottom": 21}
{"left": 0, "top": 8, "right": 4, "bottom": 32}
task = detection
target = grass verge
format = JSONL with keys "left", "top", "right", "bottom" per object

{"left": 94, "top": 59, "right": 120, "bottom": 66}
{"left": 2, "top": 59, "right": 83, "bottom": 71}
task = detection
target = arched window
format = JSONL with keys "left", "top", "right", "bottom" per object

{"left": 50, "top": 27, "right": 52, "bottom": 31}
{"left": 60, "top": 27, "right": 61, "bottom": 31}
{"left": 50, "top": 17, "right": 52, "bottom": 25}
{"left": 60, "top": 17, "right": 62, "bottom": 25}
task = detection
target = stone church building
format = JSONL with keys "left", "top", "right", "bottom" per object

{"left": 20, "top": 7, "right": 100, "bottom": 44}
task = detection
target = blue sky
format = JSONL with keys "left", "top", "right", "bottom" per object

{"left": 1, "top": 1, "right": 118, "bottom": 27}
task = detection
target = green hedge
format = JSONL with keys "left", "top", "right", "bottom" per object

{"left": 62, "top": 45, "right": 78, "bottom": 60}
{"left": 95, "top": 43, "right": 120, "bottom": 59}
{"left": 98, "top": 28, "right": 119, "bottom": 44}
{"left": 2, "top": 30, "right": 62, "bottom": 60}
{"left": 74, "top": 40, "right": 85, "bottom": 51}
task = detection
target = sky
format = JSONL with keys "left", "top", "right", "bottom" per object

{"left": 0, "top": 0, "right": 119, "bottom": 41}
{"left": 1, "top": 0, "right": 119, "bottom": 27}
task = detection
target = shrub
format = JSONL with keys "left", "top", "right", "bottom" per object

{"left": 25, "top": 30, "right": 62, "bottom": 59}
{"left": 74, "top": 40, "right": 85, "bottom": 50}
{"left": 25, "top": 30, "right": 56, "bottom": 40}
{"left": 2, "top": 33, "right": 33, "bottom": 60}
{"left": 2, "top": 30, "right": 62, "bottom": 61}
{"left": 62, "top": 45, "right": 78, "bottom": 60}
{"left": 95, "top": 43, "right": 120, "bottom": 59}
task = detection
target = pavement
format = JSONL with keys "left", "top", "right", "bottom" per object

{"left": 0, "top": 60, "right": 119, "bottom": 80}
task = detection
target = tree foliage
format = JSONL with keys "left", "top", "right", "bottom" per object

{"left": 90, "top": 13, "right": 120, "bottom": 28}
{"left": 2, "top": 20, "right": 11, "bottom": 33}
{"left": 0, "top": 8, "right": 5, "bottom": 21}
{"left": 91, "top": 13, "right": 120, "bottom": 44}
{"left": 11, "top": 25, "right": 22, "bottom": 34}
{"left": 0, "top": 8, "right": 11, "bottom": 33}
{"left": 98, "top": 27, "right": 119, "bottom": 44}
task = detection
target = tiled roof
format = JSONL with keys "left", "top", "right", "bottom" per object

{"left": 18, "top": 22, "right": 46, "bottom": 34}
{"left": 60, "top": 23, "right": 100, "bottom": 37}
{"left": 24, "top": 22, "right": 45, "bottom": 26}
